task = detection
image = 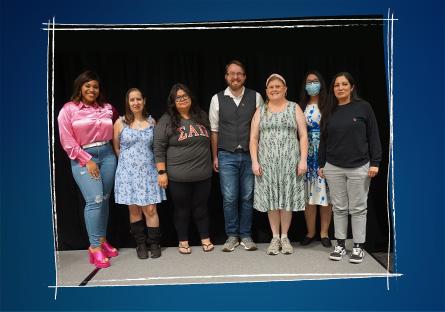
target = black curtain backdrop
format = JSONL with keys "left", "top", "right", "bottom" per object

{"left": 50, "top": 16, "right": 391, "bottom": 252}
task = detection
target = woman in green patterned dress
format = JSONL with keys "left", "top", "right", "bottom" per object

{"left": 250, "top": 73, "right": 308, "bottom": 255}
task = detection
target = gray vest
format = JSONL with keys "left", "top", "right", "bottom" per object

{"left": 217, "top": 88, "right": 257, "bottom": 152}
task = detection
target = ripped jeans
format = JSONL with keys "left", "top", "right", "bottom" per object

{"left": 71, "top": 143, "right": 117, "bottom": 247}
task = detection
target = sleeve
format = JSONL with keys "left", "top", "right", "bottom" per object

{"left": 110, "top": 104, "right": 119, "bottom": 123}
{"left": 57, "top": 105, "right": 92, "bottom": 166}
{"left": 209, "top": 94, "right": 219, "bottom": 132}
{"left": 153, "top": 114, "right": 170, "bottom": 164}
{"left": 256, "top": 92, "right": 265, "bottom": 108}
{"left": 365, "top": 102, "right": 382, "bottom": 167}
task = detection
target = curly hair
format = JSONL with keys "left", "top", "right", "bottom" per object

{"left": 166, "top": 83, "right": 209, "bottom": 133}
{"left": 70, "top": 70, "right": 106, "bottom": 106}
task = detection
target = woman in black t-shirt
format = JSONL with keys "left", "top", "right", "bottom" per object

{"left": 154, "top": 83, "right": 214, "bottom": 254}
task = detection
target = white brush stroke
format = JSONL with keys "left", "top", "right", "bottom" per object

{"left": 46, "top": 15, "right": 399, "bottom": 298}
{"left": 48, "top": 272, "right": 403, "bottom": 288}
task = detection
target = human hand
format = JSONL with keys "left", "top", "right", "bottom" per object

{"left": 158, "top": 173, "right": 168, "bottom": 189}
{"left": 213, "top": 157, "right": 219, "bottom": 172}
{"left": 297, "top": 160, "right": 307, "bottom": 176}
{"left": 252, "top": 161, "right": 263, "bottom": 176}
{"left": 86, "top": 160, "right": 100, "bottom": 179}
{"left": 317, "top": 168, "right": 325, "bottom": 178}
{"left": 368, "top": 166, "right": 379, "bottom": 178}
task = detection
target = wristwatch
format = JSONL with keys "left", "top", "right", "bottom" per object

{"left": 158, "top": 170, "right": 167, "bottom": 175}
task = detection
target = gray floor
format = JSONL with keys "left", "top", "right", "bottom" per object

{"left": 56, "top": 240, "right": 394, "bottom": 287}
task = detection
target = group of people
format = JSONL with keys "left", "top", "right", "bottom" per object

{"left": 58, "top": 60, "right": 381, "bottom": 269}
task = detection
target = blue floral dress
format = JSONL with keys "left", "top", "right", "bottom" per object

{"left": 304, "top": 104, "right": 329, "bottom": 206}
{"left": 115, "top": 117, "right": 166, "bottom": 205}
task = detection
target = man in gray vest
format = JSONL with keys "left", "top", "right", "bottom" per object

{"left": 209, "top": 60, "right": 264, "bottom": 252}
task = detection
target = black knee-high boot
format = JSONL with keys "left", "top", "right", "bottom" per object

{"left": 147, "top": 227, "right": 161, "bottom": 258}
{"left": 130, "top": 220, "right": 148, "bottom": 259}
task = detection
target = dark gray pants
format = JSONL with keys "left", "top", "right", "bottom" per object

{"left": 323, "top": 162, "right": 370, "bottom": 244}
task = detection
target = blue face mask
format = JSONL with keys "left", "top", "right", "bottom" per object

{"left": 305, "top": 81, "right": 321, "bottom": 96}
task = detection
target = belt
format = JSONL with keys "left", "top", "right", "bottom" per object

{"left": 82, "top": 141, "right": 108, "bottom": 149}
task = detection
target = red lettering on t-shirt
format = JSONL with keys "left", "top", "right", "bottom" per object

{"left": 188, "top": 124, "right": 200, "bottom": 138}
{"left": 177, "top": 126, "right": 187, "bottom": 141}
{"left": 197, "top": 124, "right": 209, "bottom": 137}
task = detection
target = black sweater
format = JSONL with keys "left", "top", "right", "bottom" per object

{"left": 318, "top": 99, "right": 382, "bottom": 168}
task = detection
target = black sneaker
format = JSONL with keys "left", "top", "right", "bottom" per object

{"left": 329, "top": 245, "right": 346, "bottom": 261}
{"left": 349, "top": 247, "right": 365, "bottom": 263}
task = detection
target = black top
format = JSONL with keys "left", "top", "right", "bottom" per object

{"left": 318, "top": 99, "right": 382, "bottom": 168}
{"left": 154, "top": 113, "right": 212, "bottom": 182}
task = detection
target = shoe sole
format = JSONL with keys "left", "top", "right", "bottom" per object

{"left": 240, "top": 242, "right": 257, "bottom": 251}
{"left": 222, "top": 242, "right": 239, "bottom": 252}
{"left": 281, "top": 250, "right": 294, "bottom": 254}
{"left": 330, "top": 252, "right": 346, "bottom": 261}
{"left": 349, "top": 259, "right": 363, "bottom": 263}
{"left": 349, "top": 255, "right": 364, "bottom": 263}
{"left": 267, "top": 251, "right": 280, "bottom": 255}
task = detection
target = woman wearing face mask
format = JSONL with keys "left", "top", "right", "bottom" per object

{"left": 58, "top": 70, "right": 119, "bottom": 268}
{"left": 318, "top": 72, "right": 381, "bottom": 263}
{"left": 250, "top": 73, "right": 308, "bottom": 255}
{"left": 113, "top": 88, "right": 166, "bottom": 260}
{"left": 299, "top": 71, "right": 332, "bottom": 248}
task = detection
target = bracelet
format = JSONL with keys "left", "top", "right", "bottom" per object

{"left": 158, "top": 170, "right": 167, "bottom": 175}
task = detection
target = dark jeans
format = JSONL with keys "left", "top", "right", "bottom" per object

{"left": 218, "top": 150, "right": 254, "bottom": 239}
{"left": 168, "top": 178, "right": 211, "bottom": 241}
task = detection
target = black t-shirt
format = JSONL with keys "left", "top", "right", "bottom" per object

{"left": 318, "top": 99, "right": 382, "bottom": 168}
{"left": 154, "top": 113, "right": 212, "bottom": 182}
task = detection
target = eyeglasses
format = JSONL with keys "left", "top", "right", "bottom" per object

{"left": 226, "top": 72, "right": 245, "bottom": 77}
{"left": 175, "top": 94, "right": 190, "bottom": 102}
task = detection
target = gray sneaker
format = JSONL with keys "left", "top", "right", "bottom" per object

{"left": 267, "top": 237, "right": 281, "bottom": 255}
{"left": 280, "top": 237, "right": 294, "bottom": 254}
{"left": 240, "top": 237, "right": 257, "bottom": 251}
{"left": 222, "top": 236, "right": 239, "bottom": 252}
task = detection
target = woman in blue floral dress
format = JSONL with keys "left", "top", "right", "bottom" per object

{"left": 114, "top": 88, "right": 166, "bottom": 259}
{"left": 299, "top": 71, "right": 332, "bottom": 248}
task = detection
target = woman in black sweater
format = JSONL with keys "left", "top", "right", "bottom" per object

{"left": 318, "top": 72, "right": 381, "bottom": 264}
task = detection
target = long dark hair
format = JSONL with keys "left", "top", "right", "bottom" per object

{"left": 320, "top": 72, "right": 361, "bottom": 136}
{"left": 70, "top": 70, "right": 106, "bottom": 106}
{"left": 123, "top": 88, "right": 149, "bottom": 125}
{"left": 298, "top": 70, "right": 327, "bottom": 114}
{"left": 167, "top": 83, "right": 209, "bottom": 133}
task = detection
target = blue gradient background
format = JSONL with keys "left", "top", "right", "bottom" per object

{"left": 1, "top": 0, "right": 443, "bottom": 310}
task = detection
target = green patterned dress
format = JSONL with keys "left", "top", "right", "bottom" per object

{"left": 253, "top": 101, "right": 305, "bottom": 212}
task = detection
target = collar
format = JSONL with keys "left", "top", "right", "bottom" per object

{"left": 224, "top": 86, "right": 245, "bottom": 99}
{"left": 78, "top": 101, "right": 99, "bottom": 109}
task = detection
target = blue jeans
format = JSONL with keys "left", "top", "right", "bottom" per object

{"left": 71, "top": 143, "right": 117, "bottom": 247}
{"left": 218, "top": 150, "right": 254, "bottom": 238}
